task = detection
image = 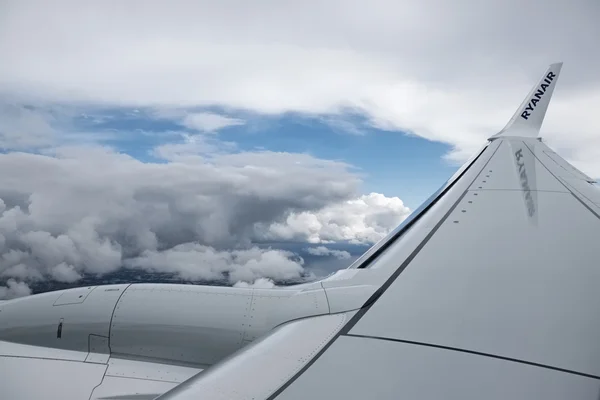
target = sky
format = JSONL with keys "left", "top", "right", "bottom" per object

{"left": 0, "top": 0, "right": 599, "bottom": 298}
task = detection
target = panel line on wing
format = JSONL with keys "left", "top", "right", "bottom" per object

{"left": 0, "top": 354, "right": 91, "bottom": 363}
{"left": 561, "top": 180, "right": 600, "bottom": 213}
{"left": 107, "top": 283, "right": 132, "bottom": 354}
{"left": 343, "top": 334, "right": 600, "bottom": 381}
{"left": 523, "top": 142, "right": 600, "bottom": 221}
{"left": 543, "top": 150, "right": 595, "bottom": 183}
{"left": 469, "top": 189, "right": 567, "bottom": 193}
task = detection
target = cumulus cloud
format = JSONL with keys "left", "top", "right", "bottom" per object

{"left": 0, "top": 279, "right": 32, "bottom": 300}
{"left": 0, "top": 147, "right": 403, "bottom": 286}
{"left": 256, "top": 193, "right": 411, "bottom": 244}
{"left": 50, "top": 262, "right": 83, "bottom": 283}
{"left": 233, "top": 278, "right": 276, "bottom": 288}
{"left": 126, "top": 244, "right": 306, "bottom": 284}
{"left": 306, "top": 246, "right": 351, "bottom": 260}
{"left": 1, "top": 0, "right": 599, "bottom": 172}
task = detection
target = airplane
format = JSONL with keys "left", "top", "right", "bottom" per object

{"left": 2, "top": 62, "right": 600, "bottom": 399}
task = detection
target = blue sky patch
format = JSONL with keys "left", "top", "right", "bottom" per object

{"left": 70, "top": 107, "right": 458, "bottom": 209}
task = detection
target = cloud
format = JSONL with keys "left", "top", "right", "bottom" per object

{"left": 1, "top": 0, "right": 599, "bottom": 173}
{"left": 181, "top": 112, "right": 245, "bottom": 133}
{"left": 152, "top": 133, "right": 237, "bottom": 161}
{"left": 256, "top": 193, "right": 411, "bottom": 244}
{"left": 0, "top": 103, "right": 58, "bottom": 149}
{"left": 50, "top": 262, "right": 83, "bottom": 283}
{"left": 0, "top": 146, "right": 402, "bottom": 286}
{"left": 306, "top": 246, "right": 351, "bottom": 260}
{"left": 0, "top": 102, "right": 132, "bottom": 151}
{"left": 127, "top": 244, "right": 306, "bottom": 284}
{"left": 0, "top": 279, "right": 32, "bottom": 300}
{"left": 233, "top": 278, "right": 276, "bottom": 288}
{"left": 151, "top": 108, "right": 245, "bottom": 133}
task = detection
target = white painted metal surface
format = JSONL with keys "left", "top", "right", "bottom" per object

{"left": 90, "top": 376, "right": 179, "bottom": 400}
{"left": 531, "top": 141, "right": 600, "bottom": 210}
{"left": 469, "top": 139, "right": 566, "bottom": 191}
{"left": 346, "top": 143, "right": 492, "bottom": 272}
{"left": 85, "top": 335, "right": 110, "bottom": 364}
{"left": 0, "top": 357, "right": 106, "bottom": 400}
{"left": 0, "top": 340, "right": 88, "bottom": 361}
{"left": 350, "top": 167, "right": 600, "bottom": 376}
{"left": 350, "top": 140, "right": 500, "bottom": 278}
{"left": 110, "top": 284, "right": 255, "bottom": 366}
{"left": 321, "top": 284, "right": 378, "bottom": 313}
{"left": 157, "top": 313, "right": 351, "bottom": 400}
{"left": 542, "top": 147, "right": 595, "bottom": 182}
{"left": 0, "top": 284, "right": 128, "bottom": 353}
{"left": 53, "top": 286, "right": 96, "bottom": 306}
{"left": 104, "top": 357, "right": 201, "bottom": 383}
{"left": 275, "top": 336, "right": 600, "bottom": 400}
{"left": 110, "top": 283, "right": 330, "bottom": 366}
{"left": 246, "top": 285, "right": 329, "bottom": 341}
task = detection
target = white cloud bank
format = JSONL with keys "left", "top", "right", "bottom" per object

{"left": 306, "top": 246, "right": 351, "bottom": 260}
{"left": 0, "top": 147, "right": 409, "bottom": 293}
{"left": 233, "top": 278, "right": 277, "bottom": 289}
{"left": 1, "top": 0, "right": 600, "bottom": 172}
{"left": 126, "top": 245, "right": 305, "bottom": 284}
{"left": 257, "top": 193, "right": 410, "bottom": 244}
{"left": 0, "top": 279, "right": 32, "bottom": 300}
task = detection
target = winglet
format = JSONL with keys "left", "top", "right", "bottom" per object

{"left": 491, "top": 62, "right": 563, "bottom": 139}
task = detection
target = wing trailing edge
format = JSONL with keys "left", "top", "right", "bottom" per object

{"left": 491, "top": 62, "right": 563, "bottom": 139}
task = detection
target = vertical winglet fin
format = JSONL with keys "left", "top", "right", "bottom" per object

{"left": 491, "top": 62, "right": 563, "bottom": 138}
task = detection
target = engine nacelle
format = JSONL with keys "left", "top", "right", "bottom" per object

{"left": 0, "top": 282, "right": 330, "bottom": 367}
{"left": 0, "top": 285, "right": 127, "bottom": 358}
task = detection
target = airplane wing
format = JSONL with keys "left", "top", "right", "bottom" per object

{"left": 3, "top": 63, "right": 600, "bottom": 399}
{"left": 156, "top": 63, "right": 600, "bottom": 399}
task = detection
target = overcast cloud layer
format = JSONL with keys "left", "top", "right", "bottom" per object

{"left": 0, "top": 0, "right": 598, "bottom": 297}
{"left": 2, "top": 0, "right": 599, "bottom": 166}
